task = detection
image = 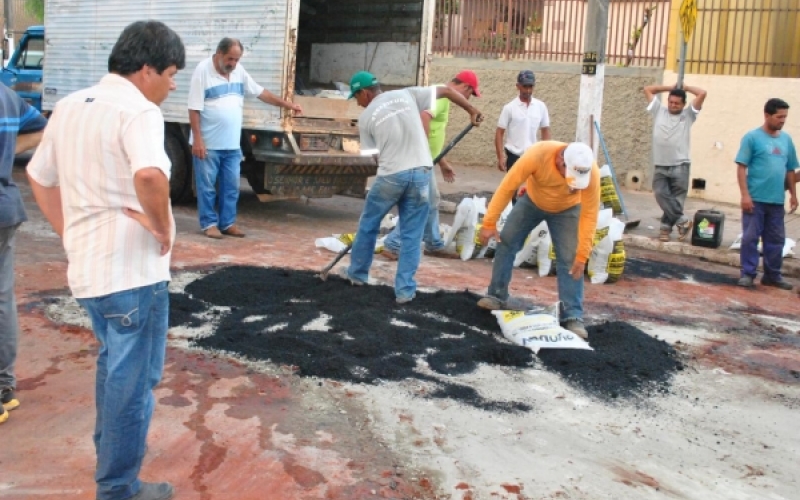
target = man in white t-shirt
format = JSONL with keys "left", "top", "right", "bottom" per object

{"left": 188, "top": 37, "right": 302, "bottom": 239}
{"left": 495, "top": 70, "right": 551, "bottom": 201}
{"left": 27, "top": 21, "right": 185, "bottom": 500}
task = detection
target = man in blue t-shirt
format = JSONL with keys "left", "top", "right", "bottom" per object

{"left": 735, "top": 98, "right": 799, "bottom": 289}
{"left": 0, "top": 83, "right": 47, "bottom": 424}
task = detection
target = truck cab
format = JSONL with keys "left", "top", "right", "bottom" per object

{"left": 1, "top": 26, "right": 45, "bottom": 112}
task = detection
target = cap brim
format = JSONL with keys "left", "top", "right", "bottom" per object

{"left": 472, "top": 88, "right": 481, "bottom": 97}
{"left": 348, "top": 91, "right": 356, "bottom": 99}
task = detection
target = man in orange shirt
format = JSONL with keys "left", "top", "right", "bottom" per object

{"left": 477, "top": 141, "right": 600, "bottom": 339}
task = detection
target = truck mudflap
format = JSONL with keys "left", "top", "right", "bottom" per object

{"left": 245, "top": 152, "right": 377, "bottom": 202}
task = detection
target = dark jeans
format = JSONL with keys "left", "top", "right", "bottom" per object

{"left": 652, "top": 162, "right": 690, "bottom": 230}
{"left": 740, "top": 202, "right": 785, "bottom": 281}
{"left": 488, "top": 195, "right": 584, "bottom": 322}
{"left": 505, "top": 148, "right": 521, "bottom": 203}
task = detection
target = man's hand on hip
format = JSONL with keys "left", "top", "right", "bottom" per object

{"left": 123, "top": 208, "right": 173, "bottom": 256}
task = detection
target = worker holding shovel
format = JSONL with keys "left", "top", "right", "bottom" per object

{"left": 341, "top": 71, "right": 482, "bottom": 304}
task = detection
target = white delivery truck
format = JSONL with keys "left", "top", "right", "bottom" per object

{"left": 42, "top": 0, "right": 435, "bottom": 202}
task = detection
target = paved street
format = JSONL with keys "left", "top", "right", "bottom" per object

{"left": 3, "top": 164, "right": 799, "bottom": 500}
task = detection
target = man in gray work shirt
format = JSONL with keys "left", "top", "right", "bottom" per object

{"left": 341, "top": 71, "right": 481, "bottom": 304}
{"left": 643, "top": 83, "right": 707, "bottom": 242}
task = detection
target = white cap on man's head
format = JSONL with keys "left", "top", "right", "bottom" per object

{"left": 563, "top": 142, "right": 594, "bottom": 190}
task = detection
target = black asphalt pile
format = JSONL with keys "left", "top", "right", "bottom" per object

{"left": 170, "top": 266, "right": 684, "bottom": 409}
{"left": 625, "top": 257, "right": 736, "bottom": 285}
{"left": 173, "top": 266, "right": 534, "bottom": 412}
{"left": 539, "top": 321, "right": 684, "bottom": 401}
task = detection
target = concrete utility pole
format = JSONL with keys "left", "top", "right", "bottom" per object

{"left": 575, "top": 0, "right": 610, "bottom": 156}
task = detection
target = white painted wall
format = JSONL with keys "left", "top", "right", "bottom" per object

{"left": 661, "top": 70, "right": 800, "bottom": 205}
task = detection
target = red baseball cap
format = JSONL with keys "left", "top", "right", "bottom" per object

{"left": 455, "top": 70, "right": 481, "bottom": 97}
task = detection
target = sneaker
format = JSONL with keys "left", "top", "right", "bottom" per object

{"left": 221, "top": 225, "right": 246, "bottom": 238}
{"left": 396, "top": 294, "right": 415, "bottom": 304}
{"left": 761, "top": 277, "right": 793, "bottom": 290}
{"left": 737, "top": 276, "right": 755, "bottom": 288}
{"left": 562, "top": 320, "right": 589, "bottom": 340}
{"left": 477, "top": 296, "right": 506, "bottom": 310}
{"left": 129, "top": 482, "right": 174, "bottom": 500}
{"left": 1, "top": 388, "right": 19, "bottom": 412}
{"left": 379, "top": 248, "right": 398, "bottom": 261}
{"left": 203, "top": 226, "right": 223, "bottom": 239}
{"left": 676, "top": 219, "right": 693, "bottom": 241}
{"left": 423, "top": 248, "right": 459, "bottom": 259}
{"left": 658, "top": 229, "right": 670, "bottom": 242}
{"left": 337, "top": 267, "right": 364, "bottom": 286}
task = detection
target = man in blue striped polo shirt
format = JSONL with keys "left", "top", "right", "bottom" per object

{"left": 0, "top": 82, "right": 47, "bottom": 425}
{"left": 188, "top": 37, "right": 302, "bottom": 239}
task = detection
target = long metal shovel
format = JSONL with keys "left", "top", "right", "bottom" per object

{"left": 318, "top": 123, "right": 475, "bottom": 281}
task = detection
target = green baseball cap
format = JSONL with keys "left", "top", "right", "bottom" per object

{"left": 349, "top": 71, "right": 378, "bottom": 98}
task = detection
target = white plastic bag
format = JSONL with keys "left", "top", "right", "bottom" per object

{"left": 444, "top": 196, "right": 488, "bottom": 260}
{"left": 315, "top": 237, "right": 348, "bottom": 254}
{"left": 537, "top": 233, "right": 553, "bottom": 276}
{"left": 491, "top": 303, "right": 593, "bottom": 354}
{"left": 514, "top": 221, "right": 549, "bottom": 268}
{"left": 588, "top": 210, "right": 626, "bottom": 284}
{"left": 736, "top": 235, "right": 797, "bottom": 257}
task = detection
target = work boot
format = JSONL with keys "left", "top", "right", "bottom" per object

{"left": 204, "top": 226, "right": 223, "bottom": 239}
{"left": 221, "top": 225, "right": 246, "bottom": 238}
{"left": 562, "top": 320, "right": 589, "bottom": 340}
{"left": 761, "top": 277, "right": 793, "bottom": 290}
{"left": 423, "top": 248, "right": 459, "bottom": 259}
{"left": 396, "top": 294, "right": 415, "bottom": 304}
{"left": 676, "top": 219, "right": 693, "bottom": 241}
{"left": 336, "top": 267, "right": 364, "bottom": 286}
{"left": 379, "top": 248, "right": 398, "bottom": 261}
{"left": 737, "top": 276, "right": 755, "bottom": 288}
{"left": 658, "top": 229, "right": 670, "bottom": 242}
{"left": 127, "top": 482, "right": 174, "bottom": 500}
{"left": 477, "top": 295, "right": 506, "bottom": 310}
{"left": 1, "top": 388, "right": 19, "bottom": 412}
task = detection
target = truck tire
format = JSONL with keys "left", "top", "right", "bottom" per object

{"left": 244, "top": 158, "right": 268, "bottom": 195}
{"left": 164, "top": 125, "right": 193, "bottom": 203}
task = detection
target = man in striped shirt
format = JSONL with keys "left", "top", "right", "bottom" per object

{"left": 0, "top": 83, "right": 47, "bottom": 426}
{"left": 188, "top": 37, "right": 302, "bottom": 239}
{"left": 28, "top": 21, "right": 185, "bottom": 500}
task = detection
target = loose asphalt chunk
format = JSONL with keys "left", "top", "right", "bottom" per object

{"left": 171, "top": 266, "right": 684, "bottom": 409}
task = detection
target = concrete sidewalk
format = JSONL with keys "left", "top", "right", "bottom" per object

{"left": 437, "top": 163, "right": 800, "bottom": 279}
{"left": 613, "top": 188, "right": 800, "bottom": 279}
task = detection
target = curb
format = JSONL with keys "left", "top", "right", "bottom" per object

{"left": 623, "top": 234, "right": 800, "bottom": 279}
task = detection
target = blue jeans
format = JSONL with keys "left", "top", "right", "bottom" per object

{"left": 348, "top": 167, "right": 430, "bottom": 300}
{"left": 383, "top": 173, "right": 444, "bottom": 253}
{"left": 77, "top": 282, "right": 170, "bottom": 500}
{"left": 487, "top": 195, "right": 584, "bottom": 322}
{"left": 652, "top": 163, "right": 690, "bottom": 230}
{"left": 0, "top": 224, "right": 20, "bottom": 393}
{"left": 194, "top": 149, "right": 242, "bottom": 231}
{"left": 740, "top": 202, "right": 785, "bottom": 281}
